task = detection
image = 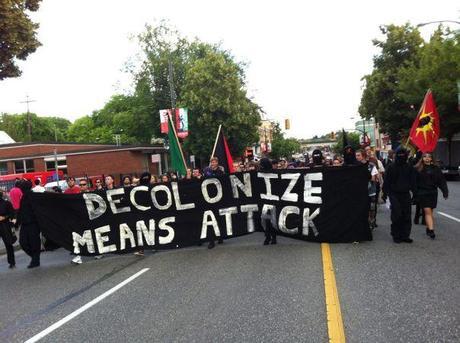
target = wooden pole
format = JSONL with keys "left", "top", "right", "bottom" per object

{"left": 210, "top": 125, "right": 222, "bottom": 165}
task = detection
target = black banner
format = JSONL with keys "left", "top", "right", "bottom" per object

{"left": 30, "top": 166, "right": 372, "bottom": 256}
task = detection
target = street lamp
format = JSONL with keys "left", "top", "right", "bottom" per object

{"left": 416, "top": 20, "right": 460, "bottom": 28}
{"left": 350, "top": 116, "right": 370, "bottom": 146}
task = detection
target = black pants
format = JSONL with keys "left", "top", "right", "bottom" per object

{"left": 390, "top": 193, "right": 412, "bottom": 240}
{"left": 208, "top": 231, "right": 223, "bottom": 244}
{"left": 19, "top": 223, "right": 41, "bottom": 264}
{"left": 414, "top": 203, "right": 426, "bottom": 224}
{"left": 264, "top": 222, "right": 277, "bottom": 243}
{"left": 0, "top": 223, "right": 15, "bottom": 266}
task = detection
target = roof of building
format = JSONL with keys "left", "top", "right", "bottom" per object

{"left": 0, "top": 131, "right": 15, "bottom": 145}
{"left": 0, "top": 142, "right": 166, "bottom": 162}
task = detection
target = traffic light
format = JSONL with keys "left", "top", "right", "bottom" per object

{"left": 285, "top": 119, "right": 290, "bottom": 130}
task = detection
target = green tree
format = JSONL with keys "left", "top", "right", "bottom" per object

{"left": 135, "top": 22, "right": 260, "bottom": 160}
{"left": 180, "top": 44, "right": 260, "bottom": 159}
{"left": 0, "top": 113, "right": 70, "bottom": 142}
{"left": 332, "top": 131, "right": 360, "bottom": 153}
{"left": 270, "top": 123, "right": 301, "bottom": 159}
{"left": 359, "top": 24, "right": 423, "bottom": 143}
{"left": 397, "top": 28, "right": 460, "bottom": 163}
{"left": 0, "top": 0, "right": 42, "bottom": 80}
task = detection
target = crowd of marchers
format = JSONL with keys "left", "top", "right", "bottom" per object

{"left": 0, "top": 146, "right": 449, "bottom": 270}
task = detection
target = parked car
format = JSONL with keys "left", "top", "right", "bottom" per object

{"left": 440, "top": 165, "right": 460, "bottom": 181}
{"left": 44, "top": 180, "right": 68, "bottom": 192}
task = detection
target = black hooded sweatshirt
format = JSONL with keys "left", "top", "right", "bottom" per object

{"left": 383, "top": 148, "right": 417, "bottom": 195}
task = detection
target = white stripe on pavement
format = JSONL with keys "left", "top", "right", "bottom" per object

{"left": 438, "top": 212, "right": 460, "bottom": 223}
{"left": 24, "top": 268, "right": 150, "bottom": 343}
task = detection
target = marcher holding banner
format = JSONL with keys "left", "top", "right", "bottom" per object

{"left": 203, "top": 156, "right": 225, "bottom": 249}
{"left": 259, "top": 158, "right": 277, "bottom": 245}
{"left": 18, "top": 180, "right": 42, "bottom": 268}
{"left": 0, "top": 188, "right": 15, "bottom": 268}
{"left": 26, "top": 166, "right": 372, "bottom": 257}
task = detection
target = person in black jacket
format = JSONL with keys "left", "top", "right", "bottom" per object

{"left": 259, "top": 158, "right": 277, "bottom": 245}
{"left": 18, "top": 180, "right": 42, "bottom": 268}
{"left": 0, "top": 188, "right": 15, "bottom": 268}
{"left": 414, "top": 153, "right": 448, "bottom": 239}
{"left": 383, "top": 147, "right": 417, "bottom": 243}
{"left": 203, "top": 157, "right": 224, "bottom": 249}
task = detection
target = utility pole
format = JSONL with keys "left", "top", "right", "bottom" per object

{"left": 20, "top": 95, "right": 36, "bottom": 142}
{"left": 168, "top": 58, "right": 177, "bottom": 110}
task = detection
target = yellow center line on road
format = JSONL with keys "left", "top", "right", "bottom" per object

{"left": 321, "top": 243, "right": 346, "bottom": 343}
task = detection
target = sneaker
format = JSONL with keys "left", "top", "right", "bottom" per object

{"left": 393, "top": 238, "right": 402, "bottom": 243}
{"left": 133, "top": 251, "right": 144, "bottom": 257}
{"left": 71, "top": 255, "right": 83, "bottom": 265}
{"left": 402, "top": 238, "right": 413, "bottom": 243}
{"left": 94, "top": 255, "right": 104, "bottom": 260}
{"left": 208, "top": 241, "right": 215, "bottom": 249}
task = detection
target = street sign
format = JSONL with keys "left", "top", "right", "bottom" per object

{"left": 151, "top": 154, "right": 161, "bottom": 163}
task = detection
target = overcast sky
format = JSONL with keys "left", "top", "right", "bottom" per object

{"left": 0, "top": 0, "right": 458, "bottom": 139}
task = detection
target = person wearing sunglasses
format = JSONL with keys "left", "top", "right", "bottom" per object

{"left": 95, "top": 179, "right": 103, "bottom": 190}
{"left": 79, "top": 180, "right": 89, "bottom": 193}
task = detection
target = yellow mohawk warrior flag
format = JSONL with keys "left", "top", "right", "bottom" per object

{"left": 409, "top": 90, "right": 440, "bottom": 153}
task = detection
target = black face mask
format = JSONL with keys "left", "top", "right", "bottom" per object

{"left": 395, "top": 150, "right": 408, "bottom": 165}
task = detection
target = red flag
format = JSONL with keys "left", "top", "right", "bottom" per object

{"left": 211, "top": 126, "right": 235, "bottom": 173}
{"left": 409, "top": 90, "right": 440, "bottom": 153}
{"left": 159, "top": 109, "right": 171, "bottom": 134}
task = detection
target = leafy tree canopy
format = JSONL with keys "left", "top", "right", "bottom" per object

{"left": 359, "top": 24, "right": 460, "bottom": 147}
{"left": 0, "top": 113, "right": 70, "bottom": 142}
{"left": 0, "top": 0, "right": 42, "bottom": 80}
{"left": 270, "top": 123, "right": 301, "bottom": 159}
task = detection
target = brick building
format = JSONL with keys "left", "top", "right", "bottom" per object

{"left": 0, "top": 142, "right": 168, "bottom": 182}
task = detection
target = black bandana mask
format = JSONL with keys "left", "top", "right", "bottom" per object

{"left": 395, "top": 148, "right": 409, "bottom": 165}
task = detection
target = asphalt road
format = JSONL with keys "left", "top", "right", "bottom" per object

{"left": 0, "top": 182, "right": 459, "bottom": 342}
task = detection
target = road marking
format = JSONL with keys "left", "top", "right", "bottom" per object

{"left": 24, "top": 268, "right": 150, "bottom": 343}
{"left": 321, "top": 243, "right": 346, "bottom": 343}
{"left": 438, "top": 212, "right": 460, "bottom": 223}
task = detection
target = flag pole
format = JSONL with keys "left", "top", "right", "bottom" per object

{"left": 168, "top": 112, "right": 187, "bottom": 170}
{"left": 210, "top": 124, "right": 222, "bottom": 163}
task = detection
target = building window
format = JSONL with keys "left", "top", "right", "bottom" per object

{"left": 0, "top": 162, "right": 7, "bottom": 175}
{"left": 45, "top": 157, "right": 67, "bottom": 175}
{"left": 13, "top": 159, "right": 35, "bottom": 173}
{"left": 14, "top": 160, "right": 25, "bottom": 173}
{"left": 25, "top": 159, "right": 35, "bottom": 172}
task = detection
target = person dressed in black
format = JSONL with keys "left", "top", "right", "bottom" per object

{"left": 343, "top": 146, "right": 358, "bottom": 166}
{"left": 383, "top": 147, "right": 417, "bottom": 243}
{"left": 411, "top": 151, "right": 426, "bottom": 225}
{"left": 259, "top": 158, "right": 277, "bottom": 245}
{"left": 18, "top": 180, "right": 42, "bottom": 268}
{"left": 202, "top": 157, "right": 224, "bottom": 249}
{"left": 133, "top": 172, "right": 152, "bottom": 256}
{"left": 0, "top": 188, "right": 15, "bottom": 268}
{"left": 414, "top": 153, "right": 448, "bottom": 239}
{"left": 309, "top": 149, "right": 324, "bottom": 168}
